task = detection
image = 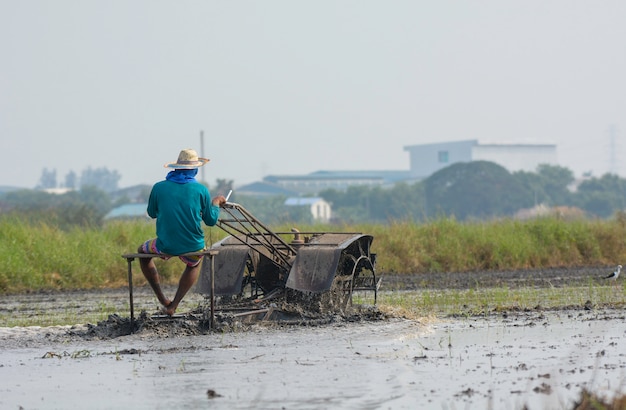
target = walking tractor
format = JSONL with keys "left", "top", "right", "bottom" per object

{"left": 195, "top": 201, "right": 381, "bottom": 321}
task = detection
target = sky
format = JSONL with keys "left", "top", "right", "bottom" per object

{"left": 2, "top": 1, "right": 626, "bottom": 189}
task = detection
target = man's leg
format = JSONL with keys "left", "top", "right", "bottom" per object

{"left": 137, "top": 246, "right": 171, "bottom": 308}
{"left": 163, "top": 263, "right": 201, "bottom": 316}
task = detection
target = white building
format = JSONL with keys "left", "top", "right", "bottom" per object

{"left": 404, "top": 140, "right": 557, "bottom": 179}
{"left": 284, "top": 197, "right": 332, "bottom": 222}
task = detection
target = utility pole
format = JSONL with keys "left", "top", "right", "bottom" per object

{"left": 200, "top": 130, "right": 206, "bottom": 184}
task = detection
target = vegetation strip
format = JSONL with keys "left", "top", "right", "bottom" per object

{"left": 2, "top": 215, "right": 626, "bottom": 293}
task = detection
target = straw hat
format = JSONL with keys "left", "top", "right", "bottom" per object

{"left": 164, "top": 149, "right": 209, "bottom": 169}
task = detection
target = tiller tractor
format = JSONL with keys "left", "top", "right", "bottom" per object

{"left": 195, "top": 202, "right": 380, "bottom": 319}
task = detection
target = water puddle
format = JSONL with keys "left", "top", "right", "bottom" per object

{"left": 1, "top": 310, "right": 625, "bottom": 409}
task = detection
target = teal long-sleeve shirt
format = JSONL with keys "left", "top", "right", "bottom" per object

{"left": 146, "top": 180, "right": 220, "bottom": 255}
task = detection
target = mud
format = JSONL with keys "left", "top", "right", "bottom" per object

{"left": 1, "top": 268, "right": 625, "bottom": 409}
{"left": 382, "top": 266, "right": 616, "bottom": 290}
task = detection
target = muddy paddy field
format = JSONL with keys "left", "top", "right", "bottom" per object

{"left": 1, "top": 268, "right": 625, "bottom": 410}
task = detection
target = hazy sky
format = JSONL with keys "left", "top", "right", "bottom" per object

{"left": 2, "top": 1, "right": 625, "bottom": 189}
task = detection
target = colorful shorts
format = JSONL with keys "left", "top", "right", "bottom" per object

{"left": 141, "top": 239, "right": 203, "bottom": 267}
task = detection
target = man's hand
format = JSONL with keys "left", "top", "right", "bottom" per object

{"left": 212, "top": 195, "right": 227, "bottom": 207}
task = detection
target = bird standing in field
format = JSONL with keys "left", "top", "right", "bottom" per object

{"left": 604, "top": 265, "right": 622, "bottom": 282}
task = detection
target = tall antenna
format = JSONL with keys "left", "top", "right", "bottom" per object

{"left": 609, "top": 124, "right": 618, "bottom": 175}
{"left": 200, "top": 130, "right": 206, "bottom": 184}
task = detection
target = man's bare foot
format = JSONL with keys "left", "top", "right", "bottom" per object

{"left": 161, "top": 304, "right": 177, "bottom": 316}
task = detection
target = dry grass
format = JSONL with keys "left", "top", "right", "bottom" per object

{"left": 571, "top": 388, "right": 626, "bottom": 410}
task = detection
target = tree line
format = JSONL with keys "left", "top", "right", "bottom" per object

{"left": 319, "top": 161, "right": 626, "bottom": 223}
{"left": 37, "top": 167, "right": 122, "bottom": 192}
{"left": 1, "top": 162, "right": 625, "bottom": 228}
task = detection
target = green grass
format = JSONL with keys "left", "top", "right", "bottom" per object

{"left": 0, "top": 299, "right": 122, "bottom": 327}
{"left": 0, "top": 216, "right": 229, "bottom": 293}
{"left": 367, "top": 217, "right": 626, "bottom": 273}
{"left": 2, "top": 214, "right": 626, "bottom": 294}
{"left": 367, "top": 283, "right": 626, "bottom": 319}
{"left": 1, "top": 310, "right": 116, "bottom": 328}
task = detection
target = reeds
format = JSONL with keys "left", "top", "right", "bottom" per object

{"left": 368, "top": 217, "right": 626, "bottom": 274}
{"left": 0, "top": 216, "right": 226, "bottom": 293}
{"left": 2, "top": 214, "right": 626, "bottom": 293}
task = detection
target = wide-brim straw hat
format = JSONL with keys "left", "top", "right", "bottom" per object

{"left": 164, "top": 149, "right": 210, "bottom": 169}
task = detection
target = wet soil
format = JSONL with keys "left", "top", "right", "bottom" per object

{"left": 382, "top": 266, "right": 613, "bottom": 290}
{"left": 1, "top": 267, "right": 625, "bottom": 409}
{"left": 1, "top": 266, "right": 615, "bottom": 344}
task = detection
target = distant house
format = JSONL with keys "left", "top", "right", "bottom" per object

{"left": 514, "top": 203, "right": 585, "bottom": 220}
{"left": 404, "top": 140, "right": 557, "bottom": 179}
{"left": 284, "top": 197, "right": 332, "bottom": 222}
{"left": 262, "top": 170, "right": 412, "bottom": 195}
{"left": 104, "top": 203, "right": 150, "bottom": 220}
{"left": 41, "top": 187, "right": 74, "bottom": 195}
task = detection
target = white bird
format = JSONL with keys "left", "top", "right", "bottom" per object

{"left": 604, "top": 265, "right": 622, "bottom": 281}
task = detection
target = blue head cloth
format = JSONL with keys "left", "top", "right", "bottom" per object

{"left": 165, "top": 168, "right": 198, "bottom": 184}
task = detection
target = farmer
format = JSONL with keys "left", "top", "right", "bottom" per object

{"left": 138, "top": 148, "right": 227, "bottom": 316}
